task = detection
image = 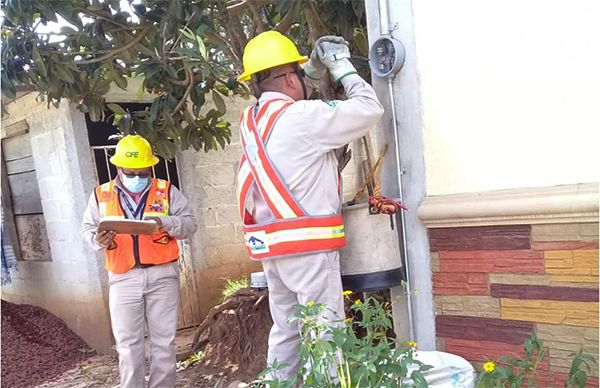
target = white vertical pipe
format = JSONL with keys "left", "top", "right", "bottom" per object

{"left": 378, "top": 0, "right": 392, "bottom": 36}
{"left": 378, "top": 0, "right": 416, "bottom": 342}
{"left": 387, "top": 77, "right": 415, "bottom": 342}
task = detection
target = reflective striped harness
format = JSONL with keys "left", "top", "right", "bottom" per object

{"left": 237, "top": 99, "right": 346, "bottom": 260}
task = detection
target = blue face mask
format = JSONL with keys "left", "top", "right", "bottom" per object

{"left": 121, "top": 175, "right": 149, "bottom": 193}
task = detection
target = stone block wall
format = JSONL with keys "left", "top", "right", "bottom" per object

{"left": 1, "top": 94, "right": 113, "bottom": 352}
{"left": 431, "top": 222, "right": 599, "bottom": 386}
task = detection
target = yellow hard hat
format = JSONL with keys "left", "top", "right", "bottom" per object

{"left": 237, "top": 31, "right": 308, "bottom": 82}
{"left": 110, "top": 135, "right": 159, "bottom": 169}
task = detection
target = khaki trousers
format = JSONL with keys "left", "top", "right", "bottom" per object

{"left": 261, "top": 251, "right": 345, "bottom": 381}
{"left": 108, "top": 262, "right": 180, "bottom": 388}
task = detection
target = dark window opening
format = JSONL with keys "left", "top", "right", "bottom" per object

{"left": 85, "top": 103, "right": 180, "bottom": 188}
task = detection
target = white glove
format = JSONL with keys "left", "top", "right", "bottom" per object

{"left": 317, "top": 41, "right": 357, "bottom": 82}
{"left": 304, "top": 35, "right": 350, "bottom": 81}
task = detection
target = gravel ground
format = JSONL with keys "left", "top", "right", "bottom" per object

{"left": 1, "top": 300, "right": 93, "bottom": 388}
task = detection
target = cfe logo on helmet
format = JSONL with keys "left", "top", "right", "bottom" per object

{"left": 125, "top": 151, "right": 139, "bottom": 158}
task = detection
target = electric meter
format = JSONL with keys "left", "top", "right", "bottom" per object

{"left": 369, "top": 36, "right": 405, "bottom": 78}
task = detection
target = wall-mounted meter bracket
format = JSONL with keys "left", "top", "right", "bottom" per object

{"left": 369, "top": 37, "right": 405, "bottom": 78}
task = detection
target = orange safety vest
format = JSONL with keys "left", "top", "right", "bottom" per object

{"left": 237, "top": 99, "right": 346, "bottom": 260}
{"left": 95, "top": 178, "right": 179, "bottom": 274}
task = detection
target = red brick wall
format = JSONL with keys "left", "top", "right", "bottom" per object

{"left": 429, "top": 223, "right": 599, "bottom": 384}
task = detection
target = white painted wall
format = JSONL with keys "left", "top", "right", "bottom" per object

{"left": 413, "top": 0, "right": 600, "bottom": 196}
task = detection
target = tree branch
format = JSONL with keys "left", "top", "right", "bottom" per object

{"left": 205, "top": 32, "right": 240, "bottom": 62}
{"left": 74, "top": 24, "right": 154, "bottom": 65}
{"left": 167, "top": 65, "right": 191, "bottom": 86}
{"left": 173, "top": 68, "right": 194, "bottom": 114}
{"left": 308, "top": 0, "right": 329, "bottom": 35}
{"left": 247, "top": 1, "right": 265, "bottom": 37}
{"left": 275, "top": 0, "right": 299, "bottom": 34}
{"left": 226, "top": 0, "right": 276, "bottom": 15}
{"left": 76, "top": 7, "right": 136, "bottom": 30}
{"left": 213, "top": 1, "right": 247, "bottom": 60}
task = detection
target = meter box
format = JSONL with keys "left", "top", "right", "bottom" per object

{"left": 369, "top": 36, "right": 405, "bottom": 78}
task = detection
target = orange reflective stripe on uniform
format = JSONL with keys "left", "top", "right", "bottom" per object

{"left": 236, "top": 100, "right": 284, "bottom": 218}
{"left": 238, "top": 101, "right": 346, "bottom": 260}
{"left": 241, "top": 102, "right": 303, "bottom": 219}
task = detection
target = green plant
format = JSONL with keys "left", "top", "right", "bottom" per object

{"left": 476, "top": 333, "right": 546, "bottom": 388}
{"left": 176, "top": 350, "right": 205, "bottom": 371}
{"left": 565, "top": 349, "right": 597, "bottom": 388}
{"left": 476, "top": 333, "right": 598, "bottom": 388}
{"left": 253, "top": 293, "right": 432, "bottom": 387}
{"left": 220, "top": 277, "right": 249, "bottom": 302}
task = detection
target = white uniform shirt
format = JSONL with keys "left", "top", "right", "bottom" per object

{"left": 250, "top": 74, "right": 384, "bottom": 223}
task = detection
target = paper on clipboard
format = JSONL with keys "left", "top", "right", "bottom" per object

{"left": 98, "top": 217, "right": 159, "bottom": 235}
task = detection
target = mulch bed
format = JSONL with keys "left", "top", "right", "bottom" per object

{"left": 1, "top": 299, "right": 94, "bottom": 388}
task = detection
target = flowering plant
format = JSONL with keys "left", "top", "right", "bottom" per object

{"left": 254, "top": 293, "right": 432, "bottom": 387}
{"left": 475, "top": 333, "right": 597, "bottom": 388}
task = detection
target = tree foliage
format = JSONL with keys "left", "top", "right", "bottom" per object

{"left": 1, "top": 0, "right": 368, "bottom": 158}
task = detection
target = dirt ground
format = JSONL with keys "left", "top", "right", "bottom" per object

{"left": 3, "top": 288, "right": 381, "bottom": 388}
{"left": 1, "top": 298, "right": 257, "bottom": 388}
{"left": 35, "top": 354, "right": 244, "bottom": 388}
{"left": 35, "top": 327, "right": 248, "bottom": 388}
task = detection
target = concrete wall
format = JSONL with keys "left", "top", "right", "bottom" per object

{"left": 176, "top": 96, "right": 260, "bottom": 317}
{"left": 1, "top": 94, "right": 113, "bottom": 353}
{"left": 365, "top": 0, "right": 437, "bottom": 349}
{"left": 412, "top": 0, "right": 600, "bottom": 195}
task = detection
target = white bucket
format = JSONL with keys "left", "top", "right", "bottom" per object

{"left": 339, "top": 203, "right": 405, "bottom": 291}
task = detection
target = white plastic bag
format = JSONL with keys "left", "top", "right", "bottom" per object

{"left": 403, "top": 350, "right": 475, "bottom": 388}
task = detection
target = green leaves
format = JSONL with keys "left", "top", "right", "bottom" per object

{"left": 260, "top": 297, "right": 433, "bottom": 387}
{"left": 179, "top": 26, "right": 207, "bottom": 61}
{"left": 212, "top": 89, "right": 226, "bottom": 114}
{"left": 1, "top": 0, "right": 371, "bottom": 159}
{"left": 566, "top": 349, "right": 597, "bottom": 388}
{"left": 473, "top": 333, "right": 597, "bottom": 388}
{"left": 1, "top": 0, "right": 245, "bottom": 158}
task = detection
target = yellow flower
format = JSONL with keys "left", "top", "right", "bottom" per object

{"left": 353, "top": 299, "right": 362, "bottom": 305}
{"left": 342, "top": 290, "right": 353, "bottom": 296}
{"left": 307, "top": 301, "right": 316, "bottom": 307}
{"left": 483, "top": 361, "right": 495, "bottom": 373}
{"left": 407, "top": 341, "right": 417, "bottom": 348}
{"left": 344, "top": 318, "right": 353, "bottom": 325}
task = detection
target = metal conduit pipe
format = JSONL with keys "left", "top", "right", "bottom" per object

{"left": 376, "top": 0, "right": 416, "bottom": 342}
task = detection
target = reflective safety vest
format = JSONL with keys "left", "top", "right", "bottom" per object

{"left": 95, "top": 178, "right": 179, "bottom": 273}
{"left": 237, "top": 99, "right": 346, "bottom": 260}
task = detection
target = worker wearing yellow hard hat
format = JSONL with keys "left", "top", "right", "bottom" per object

{"left": 81, "top": 134, "right": 197, "bottom": 388}
{"left": 237, "top": 30, "right": 356, "bottom": 100}
{"left": 235, "top": 31, "right": 384, "bottom": 380}
{"left": 237, "top": 30, "right": 308, "bottom": 82}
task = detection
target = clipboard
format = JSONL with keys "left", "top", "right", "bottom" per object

{"left": 98, "top": 217, "right": 159, "bottom": 235}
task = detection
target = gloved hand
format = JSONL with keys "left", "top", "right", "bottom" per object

{"left": 317, "top": 40, "right": 357, "bottom": 82}
{"left": 303, "top": 35, "right": 349, "bottom": 81}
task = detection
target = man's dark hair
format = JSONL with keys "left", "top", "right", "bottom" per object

{"left": 254, "top": 68, "right": 273, "bottom": 85}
